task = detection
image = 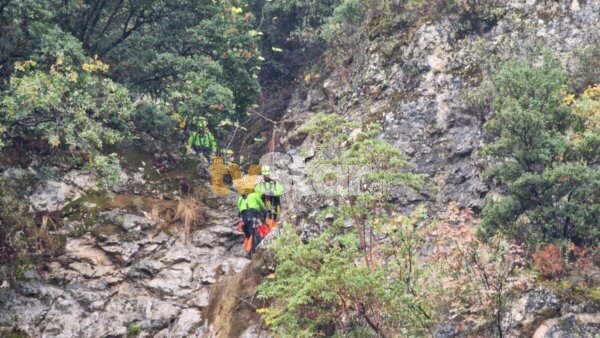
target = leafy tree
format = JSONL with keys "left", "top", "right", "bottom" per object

{"left": 57, "top": 0, "right": 262, "bottom": 121}
{"left": 299, "top": 114, "right": 424, "bottom": 264}
{"left": 258, "top": 212, "right": 433, "bottom": 337}
{"left": 481, "top": 55, "right": 600, "bottom": 245}
{"left": 0, "top": 0, "right": 59, "bottom": 80}
{"left": 1, "top": 54, "right": 131, "bottom": 157}
{"left": 257, "top": 114, "right": 429, "bottom": 336}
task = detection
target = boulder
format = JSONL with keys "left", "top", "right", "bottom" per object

{"left": 504, "top": 290, "right": 561, "bottom": 337}
{"left": 533, "top": 313, "right": 600, "bottom": 338}
{"left": 170, "top": 308, "right": 202, "bottom": 337}
{"left": 29, "top": 180, "right": 83, "bottom": 212}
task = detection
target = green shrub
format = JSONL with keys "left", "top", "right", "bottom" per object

{"left": 320, "top": 0, "right": 365, "bottom": 42}
{"left": 91, "top": 153, "right": 122, "bottom": 190}
{"left": 570, "top": 45, "right": 600, "bottom": 92}
{"left": 0, "top": 179, "right": 36, "bottom": 280}
{"left": 258, "top": 213, "right": 433, "bottom": 337}
{"left": 257, "top": 114, "right": 429, "bottom": 336}
{"left": 129, "top": 99, "right": 180, "bottom": 145}
{"left": 480, "top": 54, "right": 600, "bottom": 246}
{"left": 127, "top": 322, "right": 141, "bottom": 337}
{"left": 1, "top": 55, "right": 131, "bottom": 153}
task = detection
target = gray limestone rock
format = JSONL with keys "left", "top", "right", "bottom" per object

{"left": 504, "top": 290, "right": 561, "bottom": 337}
{"left": 533, "top": 312, "right": 600, "bottom": 338}
{"left": 29, "top": 180, "right": 83, "bottom": 212}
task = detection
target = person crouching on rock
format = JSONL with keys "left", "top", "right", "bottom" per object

{"left": 237, "top": 186, "right": 266, "bottom": 258}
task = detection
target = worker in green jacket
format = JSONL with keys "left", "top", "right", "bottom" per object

{"left": 254, "top": 165, "right": 284, "bottom": 230}
{"left": 237, "top": 186, "right": 266, "bottom": 258}
{"left": 188, "top": 117, "right": 217, "bottom": 163}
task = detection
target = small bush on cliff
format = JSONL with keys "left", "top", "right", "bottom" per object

{"left": 480, "top": 55, "right": 600, "bottom": 246}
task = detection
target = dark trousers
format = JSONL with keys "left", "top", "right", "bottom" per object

{"left": 240, "top": 210, "right": 259, "bottom": 237}
{"left": 240, "top": 210, "right": 262, "bottom": 254}
{"left": 193, "top": 145, "right": 212, "bottom": 163}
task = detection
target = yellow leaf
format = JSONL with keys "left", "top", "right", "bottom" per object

{"left": 563, "top": 94, "right": 575, "bottom": 106}
{"left": 49, "top": 136, "right": 61, "bottom": 148}
{"left": 304, "top": 73, "right": 312, "bottom": 84}
{"left": 256, "top": 308, "right": 271, "bottom": 314}
{"left": 230, "top": 6, "right": 242, "bottom": 14}
{"left": 68, "top": 72, "right": 78, "bottom": 83}
{"left": 14, "top": 60, "right": 36, "bottom": 72}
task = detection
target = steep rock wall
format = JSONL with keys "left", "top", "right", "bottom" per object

{"left": 277, "top": 0, "right": 600, "bottom": 213}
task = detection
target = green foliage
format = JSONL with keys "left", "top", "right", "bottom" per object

{"left": 0, "top": 180, "right": 23, "bottom": 266}
{"left": 0, "top": 329, "right": 29, "bottom": 338}
{"left": 91, "top": 153, "right": 122, "bottom": 190}
{"left": 58, "top": 0, "right": 262, "bottom": 120}
{"left": 127, "top": 322, "right": 141, "bottom": 337}
{"left": 571, "top": 45, "right": 600, "bottom": 92}
{"left": 0, "top": 0, "right": 269, "bottom": 186}
{"left": 320, "top": 0, "right": 365, "bottom": 41}
{"left": 258, "top": 114, "right": 429, "bottom": 336}
{"left": 267, "top": 0, "right": 339, "bottom": 29}
{"left": 0, "top": 0, "right": 59, "bottom": 79}
{"left": 481, "top": 55, "right": 600, "bottom": 245}
{"left": 129, "top": 99, "right": 180, "bottom": 144}
{"left": 167, "top": 60, "right": 236, "bottom": 127}
{"left": 1, "top": 55, "right": 131, "bottom": 153}
{"left": 258, "top": 210, "right": 433, "bottom": 337}
{"left": 0, "top": 178, "right": 37, "bottom": 281}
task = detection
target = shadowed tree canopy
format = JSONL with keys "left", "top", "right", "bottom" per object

{"left": 57, "top": 0, "right": 262, "bottom": 117}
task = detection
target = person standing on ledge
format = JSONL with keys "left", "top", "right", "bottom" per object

{"left": 254, "top": 165, "right": 284, "bottom": 231}
{"left": 188, "top": 117, "right": 217, "bottom": 163}
{"left": 237, "top": 186, "right": 266, "bottom": 258}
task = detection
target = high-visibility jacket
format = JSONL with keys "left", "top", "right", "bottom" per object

{"left": 237, "top": 192, "right": 266, "bottom": 213}
{"left": 188, "top": 129, "right": 217, "bottom": 152}
{"left": 254, "top": 179, "right": 284, "bottom": 197}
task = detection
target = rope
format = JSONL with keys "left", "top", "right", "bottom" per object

{"left": 224, "top": 120, "right": 240, "bottom": 160}
{"left": 267, "top": 127, "right": 276, "bottom": 167}
{"left": 222, "top": 110, "right": 296, "bottom": 166}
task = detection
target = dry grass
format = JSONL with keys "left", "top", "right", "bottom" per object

{"left": 175, "top": 197, "right": 207, "bottom": 243}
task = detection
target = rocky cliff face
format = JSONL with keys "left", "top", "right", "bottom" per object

{"left": 2, "top": 1, "right": 600, "bottom": 337}
{"left": 0, "top": 149, "right": 265, "bottom": 337}
{"left": 269, "top": 0, "right": 600, "bottom": 336}
{"left": 277, "top": 0, "right": 600, "bottom": 213}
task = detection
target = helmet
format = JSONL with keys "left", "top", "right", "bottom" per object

{"left": 195, "top": 117, "right": 208, "bottom": 128}
{"left": 261, "top": 165, "right": 271, "bottom": 176}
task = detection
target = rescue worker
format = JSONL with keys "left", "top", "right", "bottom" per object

{"left": 254, "top": 165, "right": 284, "bottom": 231}
{"left": 188, "top": 117, "right": 217, "bottom": 163}
{"left": 237, "top": 186, "right": 266, "bottom": 258}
